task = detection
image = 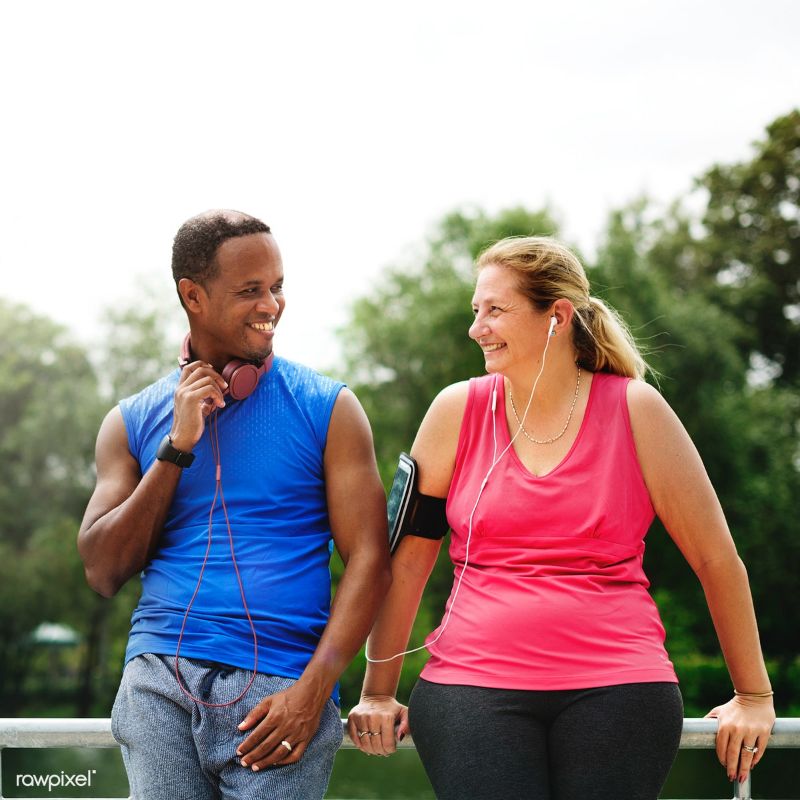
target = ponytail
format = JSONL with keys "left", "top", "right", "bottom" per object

{"left": 573, "top": 297, "right": 647, "bottom": 380}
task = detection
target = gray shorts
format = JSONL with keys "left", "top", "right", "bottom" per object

{"left": 111, "top": 654, "right": 343, "bottom": 800}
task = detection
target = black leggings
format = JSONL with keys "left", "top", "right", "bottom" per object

{"left": 408, "top": 678, "right": 683, "bottom": 800}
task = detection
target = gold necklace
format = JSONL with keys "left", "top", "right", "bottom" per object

{"left": 508, "top": 367, "right": 582, "bottom": 445}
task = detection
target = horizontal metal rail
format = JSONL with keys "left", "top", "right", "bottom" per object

{"left": 1, "top": 717, "right": 797, "bottom": 799}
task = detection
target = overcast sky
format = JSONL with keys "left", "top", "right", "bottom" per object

{"left": 1, "top": 0, "right": 798, "bottom": 371}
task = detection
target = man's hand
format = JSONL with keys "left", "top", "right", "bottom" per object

{"left": 235, "top": 681, "right": 328, "bottom": 771}
{"left": 169, "top": 361, "right": 228, "bottom": 451}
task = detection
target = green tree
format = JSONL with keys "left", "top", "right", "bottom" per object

{"left": 0, "top": 300, "right": 103, "bottom": 714}
{"left": 694, "top": 109, "right": 800, "bottom": 388}
{"left": 95, "top": 282, "right": 183, "bottom": 403}
{"left": 0, "top": 286, "right": 179, "bottom": 717}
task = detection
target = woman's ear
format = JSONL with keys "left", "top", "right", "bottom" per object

{"left": 550, "top": 298, "right": 575, "bottom": 335}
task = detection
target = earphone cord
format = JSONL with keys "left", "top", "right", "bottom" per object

{"left": 366, "top": 325, "right": 555, "bottom": 664}
{"left": 174, "top": 411, "right": 259, "bottom": 706}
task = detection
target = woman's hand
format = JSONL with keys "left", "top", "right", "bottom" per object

{"left": 705, "top": 695, "right": 775, "bottom": 784}
{"left": 348, "top": 694, "right": 410, "bottom": 756}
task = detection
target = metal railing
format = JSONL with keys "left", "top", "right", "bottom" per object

{"left": 0, "top": 717, "right": 797, "bottom": 800}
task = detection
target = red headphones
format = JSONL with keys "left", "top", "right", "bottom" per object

{"left": 179, "top": 333, "right": 274, "bottom": 401}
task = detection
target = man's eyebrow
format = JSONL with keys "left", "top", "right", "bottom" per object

{"left": 233, "top": 279, "right": 264, "bottom": 288}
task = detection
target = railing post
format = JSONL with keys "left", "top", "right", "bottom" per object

{"left": 734, "top": 771, "right": 752, "bottom": 800}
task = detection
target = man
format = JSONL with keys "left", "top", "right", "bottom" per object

{"left": 78, "top": 210, "right": 391, "bottom": 799}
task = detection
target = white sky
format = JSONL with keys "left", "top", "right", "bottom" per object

{"left": 1, "top": 0, "right": 798, "bottom": 371}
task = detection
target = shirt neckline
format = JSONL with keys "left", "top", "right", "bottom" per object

{"left": 496, "top": 370, "right": 599, "bottom": 480}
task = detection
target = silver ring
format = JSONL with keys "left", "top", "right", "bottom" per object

{"left": 741, "top": 743, "right": 758, "bottom": 754}
{"left": 368, "top": 731, "right": 380, "bottom": 736}
{"left": 280, "top": 740, "right": 293, "bottom": 753}
{"left": 357, "top": 730, "right": 369, "bottom": 738}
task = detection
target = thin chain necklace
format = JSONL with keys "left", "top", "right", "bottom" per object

{"left": 508, "top": 367, "right": 582, "bottom": 445}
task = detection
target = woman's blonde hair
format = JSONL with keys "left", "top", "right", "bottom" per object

{"left": 476, "top": 236, "right": 648, "bottom": 380}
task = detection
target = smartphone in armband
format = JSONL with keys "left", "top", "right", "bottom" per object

{"left": 387, "top": 452, "right": 416, "bottom": 554}
{"left": 387, "top": 452, "right": 449, "bottom": 554}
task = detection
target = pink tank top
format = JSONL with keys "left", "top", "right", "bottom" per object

{"left": 420, "top": 372, "right": 678, "bottom": 690}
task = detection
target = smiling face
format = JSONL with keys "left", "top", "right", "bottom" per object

{"left": 187, "top": 232, "right": 285, "bottom": 368}
{"left": 469, "top": 264, "right": 551, "bottom": 375}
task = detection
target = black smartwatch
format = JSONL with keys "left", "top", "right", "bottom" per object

{"left": 155, "top": 434, "right": 195, "bottom": 468}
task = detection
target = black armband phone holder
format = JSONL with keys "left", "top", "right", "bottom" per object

{"left": 387, "top": 452, "right": 449, "bottom": 554}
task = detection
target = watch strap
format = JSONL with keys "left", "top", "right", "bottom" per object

{"left": 156, "top": 434, "right": 195, "bottom": 467}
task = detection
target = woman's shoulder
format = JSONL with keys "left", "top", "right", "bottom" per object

{"left": 411, "top": 380, "right": 472, "bottom": 496}
{"left": 590, "top": 371, "right": 667, "bottom": 416}
{"left": 418, "top": 380, "right": 471, "bottom": 440}
{"left": 625, "top": 377, "right": 671, "bottom": 419}
{"left": 624, "top": 379, "right": 691, "bottom": 469}
{"left": 431, "top": 379, "right": 472, "bottom": 411}
{"left": 431, "top": 373, "right": 497, "bottom": 409}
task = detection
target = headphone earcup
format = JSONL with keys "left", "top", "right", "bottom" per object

{"left": 221, "top": 360, "right": 261, "bottom": 401}
{"left": 179, "top": 333, "right": 273, "bottom": 401}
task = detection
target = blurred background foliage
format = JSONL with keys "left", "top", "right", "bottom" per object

{"left": 0, "top": 109, "right": 797, "bottom": 721}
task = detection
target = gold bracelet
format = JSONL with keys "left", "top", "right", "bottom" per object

{"left": 734, "top": 689, "right": 774, "bottom": 698}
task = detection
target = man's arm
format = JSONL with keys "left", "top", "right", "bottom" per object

{"left": 78, "top": 405, "right": 189, "bottom": 597}
{"left": 77, "top": 362, "right": 227, "bottom": 597}
{"left": 236, "top": 388, "right": 392, "bottom": 770}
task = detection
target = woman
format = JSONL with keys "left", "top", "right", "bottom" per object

{"left": 348, "top": 237, "right": 775, "bottom": 799}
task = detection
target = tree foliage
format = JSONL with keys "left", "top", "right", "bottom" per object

{"left": 96, "top": 283, "right": 183, "bottom": 403}
{"left": 696, "top": 109, "right": 800, "bottom": 387}
{"left": 0, "top": 301, "right": 104, "bottom": 712}
{"left": 0, "top": 292, "right": 177, "bottom": 716}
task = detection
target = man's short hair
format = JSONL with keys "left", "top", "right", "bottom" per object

{"left": 172, "top": 210, "right": 271, "bottom": 290}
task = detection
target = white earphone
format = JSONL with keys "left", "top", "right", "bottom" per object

{"left": 548, "top": 315, "right": 557, "bottom": 336}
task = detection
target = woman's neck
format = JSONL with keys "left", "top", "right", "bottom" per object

{"left": 503, "top": 357, "right": 582, "bottom": 417}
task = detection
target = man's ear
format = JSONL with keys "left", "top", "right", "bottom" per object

{"left": 178, "top": 278, "right": 206, "bottom": 314}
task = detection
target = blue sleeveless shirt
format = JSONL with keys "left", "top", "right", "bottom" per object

{"left": 119, "top": 358, "right": 344, "bottom": 700}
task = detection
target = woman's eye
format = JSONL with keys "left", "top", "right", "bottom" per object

{"left": 472, "top": 305, "right": 503, "bottom": 316}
